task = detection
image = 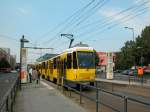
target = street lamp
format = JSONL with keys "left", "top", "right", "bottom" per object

{"left": 124, "top": 27, "right": 135, "bottom": 42}
{"left": 19, "top": 35, "right": 29, "bottom": 90}
{"left": 124, "top": 27, "right": 136, "bottom": 68}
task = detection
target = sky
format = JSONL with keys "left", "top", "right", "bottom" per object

{"left": 0, "top": 0, "right": 150, "bottom": 63}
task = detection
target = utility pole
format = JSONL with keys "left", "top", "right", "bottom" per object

{"left": 20, "top": 35, "right": 29, "bottom": 90}
{"left": 61, "top": 34, "right": 74, "bottom": 48}
{"left": 19, "top": 36, "right": 53, "bottom": 90}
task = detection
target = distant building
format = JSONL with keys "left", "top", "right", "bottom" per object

{"left": 0, "top": 48, "right": 7, "bottom": 60}
{"left": 0, "top": 48, "right": 10, "bottom": 63}
{"left": 0, "top": 48, "right": 16, "bottom": 69}
{"left": 10, "top": 55, "right": 16, "bottom": 69}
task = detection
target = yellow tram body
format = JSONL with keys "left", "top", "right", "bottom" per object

{"left": 36, "top": 46, "right": 96, "bottom": 85}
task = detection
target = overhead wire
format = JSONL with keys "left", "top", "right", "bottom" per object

{"left": 65, "top": 0, "right": 108, "bottom": 33}
{"left": 46, "top": 0, "right": 110, "bottom": 50}
{"left": 54, "top": 0, "right": 148, "bottom": 48}
{"left": 39, "top": 0, "right": 96, "bottom": 45}
{"left": 75, "top": 0, "right": 150, "bottom": 40}
{"left": 0, "top": 34, "right": 19, "bottom": 42}
{"left": 73, "top": 0, "right": 148, "bottom": 32}
{"left": 70, "top": 0, "right": 110, "bottom": 33}
{"left": 78, "top": 6, "right": 150, "bottom": 42}
{"left": 40, "top": 0, "right": 99, "bottom": 49}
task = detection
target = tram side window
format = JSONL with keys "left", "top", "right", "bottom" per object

{"left": 49, "top": 61, "right": 51, "bottom": 69}
{"left": 73, "top": 52, "right": 77, "bottom": 69}
{"left": 47, "top": 62, "right": 49, "bottom": 69}
{"left": 43, "top": 62, "right": 45, "bottom": 69}
{"left": 67, "top": 53, "right": 72, "bottom": 69}
{"left": 45, "top": 62, "right": 47, "bottom": 69}
{"left": 54, "top": 58, "right": 56, "bottom": 69}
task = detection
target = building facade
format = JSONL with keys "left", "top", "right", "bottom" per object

{"left": 0, "top": 48, "right": 16, "bottom": 69}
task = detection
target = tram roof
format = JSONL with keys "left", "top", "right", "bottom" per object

{"left": 36, "top": 46, "right": 94, "bottom": 63}
{"left": 62, "top": 46, "right": 94, "bottom": 54}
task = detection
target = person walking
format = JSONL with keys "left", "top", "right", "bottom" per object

{"left": 32, "top": 68, "right": 38, "bottom": 82}
{"left": 29, "top": 67, "right": 32, "bottom": 83}
{"left": 37, "top": 70, "right": 41, "bottom": 84}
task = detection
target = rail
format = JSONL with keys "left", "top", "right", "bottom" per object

{"left": 0, "top": 74, "right": 19, "bottom": 112}
{"left": 62, "top": 79, "right": 150, "bottom": 112}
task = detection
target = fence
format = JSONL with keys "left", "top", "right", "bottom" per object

{"left": 0, "top": 75, "right": 19, "bottom": 112}
{"left": 62, "top": 79, "right": 150, "bottom": 112}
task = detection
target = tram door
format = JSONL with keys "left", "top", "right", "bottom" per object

{"left": 57, "top": 58, "right": 61, "bottom": 85}
{"left": 63, "top": 59, "right": 66, "bottom": 79}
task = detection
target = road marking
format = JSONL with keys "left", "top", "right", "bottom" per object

{"left": 40, "top": 81, "right": 54, "bottom": 90}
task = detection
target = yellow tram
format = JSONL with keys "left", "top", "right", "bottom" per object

{"left": 36, "top": 46, "right": 96, "bottom": 86}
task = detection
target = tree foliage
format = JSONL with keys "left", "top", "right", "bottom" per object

{"left": 0, "top": 58, "right": 10, "bottom": 68}
{"left": 116, "top": 25, "right": 150, "bottom": 69}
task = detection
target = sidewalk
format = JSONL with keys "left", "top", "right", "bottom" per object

{"left": 13, "top": 81, "right": 88, "bottom": 112}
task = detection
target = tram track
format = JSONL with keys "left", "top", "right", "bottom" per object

{"left": 43, "top": 79, "right": 150, "bottom": 112}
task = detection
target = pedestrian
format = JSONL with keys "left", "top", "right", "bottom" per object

{"left": 37, "top": 70, "right": 41, "bottom": 84}
{"left": 32, "top": 68, "right": 38, "bottom": 82}
{"left": 29, "top": 67, "right": 32, "bottom": 83}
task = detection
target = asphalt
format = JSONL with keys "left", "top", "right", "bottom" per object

{"left": 0, "top": 72, "right": 18, "bottom": 103}
{"left": 13, "top": 81, "right": 88, "bottom": 112}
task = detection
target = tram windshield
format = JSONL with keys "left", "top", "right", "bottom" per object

{"left": 77, "top": 52, "right": 95, "bottom": 68}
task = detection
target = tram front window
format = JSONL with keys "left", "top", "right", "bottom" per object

{"left": 77, "top": 52, "right": 95, "bottom": 68}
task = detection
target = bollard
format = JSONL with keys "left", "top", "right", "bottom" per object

{"left": 124, "top": 96, "right": 127, "bottom": 112}
{"left": 80, "top": 84, "right": 82, "bottom": 104}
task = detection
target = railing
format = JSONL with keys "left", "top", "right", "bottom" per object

{"left": 0, "top": 75, "right": 19, "bottom": 112}
{"left": 62, "top": 79, "right": 150, "bottom": 112}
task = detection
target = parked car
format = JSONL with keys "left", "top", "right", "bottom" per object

{"left": 121, "top": 69, "right": 133, "bottom": 75}
{"left": 0, "top": 68, "right": 11, "bottom": 73}
{"left": 114, "top": 69, "right": 122, "bottom": 73}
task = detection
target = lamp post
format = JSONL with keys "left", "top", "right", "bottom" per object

{"left": 124, "top": 27, "right": 135, "bottom": 42}
{"left": 124, "top": 26, "right": 136, "bottom": 67}
{"left": 124, "top": 27, "right": 136, "bottom": 83}
{"left": 19, "top": 35, "right": 29, "bottom": 90}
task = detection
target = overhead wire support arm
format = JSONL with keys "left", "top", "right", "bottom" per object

{"left": 24, "top": 47, "right": 53, "bottom": 50}
{"left": 60, "top": 34, "right": 74, "bottom": 48}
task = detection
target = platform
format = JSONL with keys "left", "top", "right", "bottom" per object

{"left": 96, "top": 78, "right": 150, "bottom": 88}
{"left": 13, "top": 81, "right": 87, "bottom": 112}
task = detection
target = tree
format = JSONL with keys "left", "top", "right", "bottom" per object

{"left": 0, "top": 58, "right": 11, "bottom": 68}
{"left": 116, "top": 25, "right": 150, "bottom": 69}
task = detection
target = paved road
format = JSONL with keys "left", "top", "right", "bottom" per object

{"left": 0, "top": 72, "right": 18, "bottom": 103}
